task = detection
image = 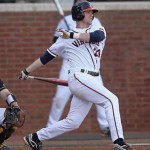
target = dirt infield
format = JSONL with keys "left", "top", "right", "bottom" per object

{"left": 6, "top": 133, "right": 150, "bottom": 150}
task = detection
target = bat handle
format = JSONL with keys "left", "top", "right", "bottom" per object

{"left": 28, "top": 75, "right": 34, "bottom": 79}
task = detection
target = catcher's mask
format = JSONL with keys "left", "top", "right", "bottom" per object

{"left": 71, "top": 1, "right": 98, "bottom": 21}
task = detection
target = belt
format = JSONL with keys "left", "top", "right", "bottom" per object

{"left": 81, "top": 69, "right": 99, "bottom": 76}
{"left": 68, "top": 69, "right": 99, "bottom": 76}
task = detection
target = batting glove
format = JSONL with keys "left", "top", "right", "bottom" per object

{"left": 18, "top": 69, "right": 29, "bottom": 80}
{"left": 56, "top": 29, "right": 80, "bottom": 40}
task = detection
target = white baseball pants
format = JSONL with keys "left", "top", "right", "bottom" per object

{"left": 37, "top": 69, "right": 124, "bottom": 142}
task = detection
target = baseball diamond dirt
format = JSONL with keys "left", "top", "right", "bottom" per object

{"left": 5, "top": 132, "right": 150, "bottom": 150}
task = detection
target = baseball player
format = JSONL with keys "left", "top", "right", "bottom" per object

{"left": 19, "top": 1, "right": 133, "bottom": 150}
{"left": 48, "top": 0, "right": 110, "bottom": 136}
{"left": 0, "top": 79, "right": 25, "bottom": 150}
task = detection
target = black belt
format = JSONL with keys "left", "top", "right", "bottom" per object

{"left": 81, "top": 69, "right": 99, "bottom": 76}
{"left": 68, "top": 69, "right": 99, "bottom": 76}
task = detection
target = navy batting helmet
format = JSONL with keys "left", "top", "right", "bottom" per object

{"left": 71, "top": 1, "right": 98, "bottom": 21}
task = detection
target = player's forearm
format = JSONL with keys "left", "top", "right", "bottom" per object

{"left": 26, "top": 58, "right": 43, "bottom": 73}
{"left": 26, "top": 50, "right": 55, "bottom": 73}
{"left": 0, "top": 89, "right": 10, "bottom": 100}
{"left": 70, "top": 30, "right": 105, "bottom": 43}
{"left": 19, "top": 51, "right": 55, "bottom": 80}
{"left": 78, "top": 33, "right": 90, "bottom": 42}
{"left": 76, "top": 30, "right": 105, "bottom": 43}
{"left": 0, "top": 89, "right": 19, "bottom": 107}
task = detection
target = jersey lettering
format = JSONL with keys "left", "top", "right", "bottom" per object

{"left": 72, "top": 40, "right": 84, "bottom": 47}
{"left": 72, "top": 40, "right": 100, "bottom": 47}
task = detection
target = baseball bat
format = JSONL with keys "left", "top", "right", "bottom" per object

{"left": 53, "top": 0, "right": 70, "bottom": 30}
{"left": 28, "top": 76, "right": 68, "bottom": 86}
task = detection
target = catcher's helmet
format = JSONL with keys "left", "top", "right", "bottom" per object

{"left": 72, "top": 1, "right": 98, "bottom": 21}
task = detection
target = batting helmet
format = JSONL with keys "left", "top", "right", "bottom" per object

{"left": 71, "top": 1, "right": 98, "bottom": 21}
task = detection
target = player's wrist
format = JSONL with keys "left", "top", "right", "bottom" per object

{"left": 6, "top": 94, "right": 17, "bottom": 106}
{"left": 23, "top": 69, "right": 30, "bottom": 75}
{"left": 70, "top": 32, "right": 80, "bottom": 40}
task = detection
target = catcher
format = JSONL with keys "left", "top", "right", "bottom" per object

{"left": 0, "top": 79, "right": 25, "bottom": 150}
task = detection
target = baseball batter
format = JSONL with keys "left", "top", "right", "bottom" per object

{"left": 47, "top": 0, "right": 110, "bottom": 136}
{"left": 0, "top": 79, "right": 25, "bottom": 150}
{"left": 19, "top": 1, "right": 133, "bottom": 150}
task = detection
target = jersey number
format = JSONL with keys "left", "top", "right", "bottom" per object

{"left": 93, "top": 48, "right": 101, "bottom": 57}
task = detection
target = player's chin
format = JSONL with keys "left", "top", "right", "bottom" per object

{"left": 87, "top": 20, "right": 92, "bottom": 25}
{"left": 89, "top": 19, "right": 93, "bottom": 24}
{"left": 89, "top": 22, "right": 92, "bottom": 26}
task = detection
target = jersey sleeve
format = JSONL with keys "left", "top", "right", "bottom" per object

{"left": 100, "top": 26, "right": 106, "bottom": 39}
{"left": 92, "top": 23, "right": 106, "bottom": 39}
{"left": 47, "top": 37, "right": 66, "bottom": 57}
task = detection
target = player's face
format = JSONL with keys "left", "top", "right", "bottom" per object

{"left": 83, "top": 10, "right": 93, "bottom": 26}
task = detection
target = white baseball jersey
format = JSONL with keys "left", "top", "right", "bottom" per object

{"left": 47, "top": 16, "right": 109, "bottom": 130}
{"left": 50, "top": 25, "right": 105, "bottom": 71}
{"left": 37, "top": 24, "right": 124, "bottom": 142}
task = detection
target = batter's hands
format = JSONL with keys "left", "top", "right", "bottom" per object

{"left": 56, "top": 29, "right": 71, "bottom": 39}
{"left": 18, "top": 69, "right": 29, "bottom": 80}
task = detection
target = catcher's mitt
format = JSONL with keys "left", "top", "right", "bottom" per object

{"left": 4, "top": 107, "right": 26, "bottom": 128}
